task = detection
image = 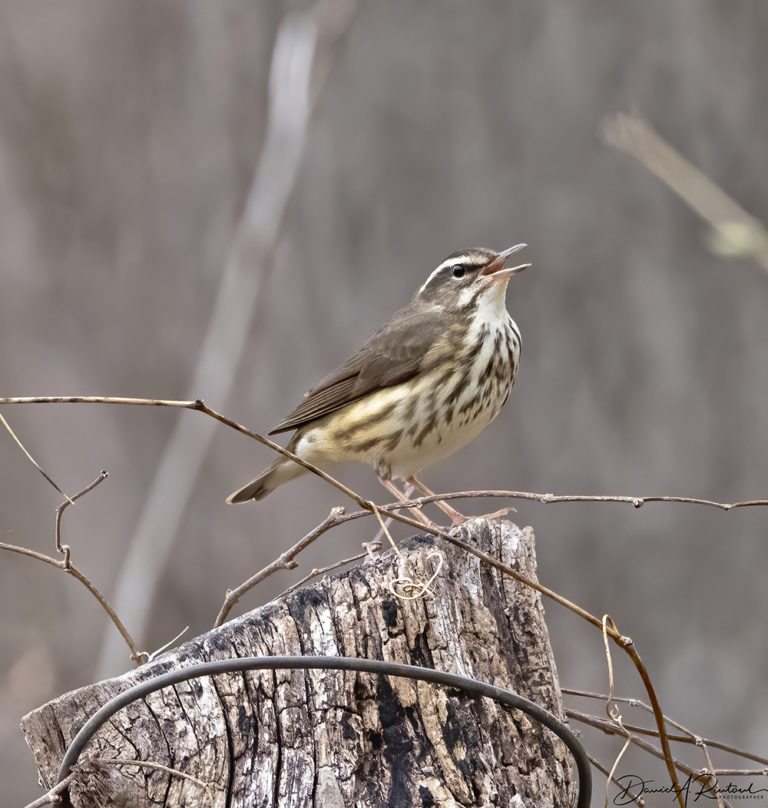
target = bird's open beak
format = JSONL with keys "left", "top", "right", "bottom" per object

{"left": 481, "top": 243, "right": 531, "bottom": 280}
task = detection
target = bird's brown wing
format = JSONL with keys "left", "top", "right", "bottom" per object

{"left": 269, "top": 306, "right": 444, "bottom": 434}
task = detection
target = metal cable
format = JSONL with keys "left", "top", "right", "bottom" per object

{"left": 56, "top": 655, "right": 591, "bottom": 808}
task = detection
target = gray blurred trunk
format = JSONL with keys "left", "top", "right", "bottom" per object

{"left": 22, "top": 519, "right": 575, "bottom": 807}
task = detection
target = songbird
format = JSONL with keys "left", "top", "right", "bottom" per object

{"left": 227, "top": 245, "right": 530, "bottom": 522}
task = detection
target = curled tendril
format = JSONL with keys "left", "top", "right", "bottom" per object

{"left": 389, "top": 552, "right": 444, "bottom": 600}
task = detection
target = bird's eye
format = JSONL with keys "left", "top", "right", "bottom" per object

{"left": 451, "top": 265, "right": 466, "bottom": 278}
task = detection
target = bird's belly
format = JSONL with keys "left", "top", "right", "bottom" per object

{"left": 294, "top": 318, "right": 519, "bottom": 482}
{"left": 382, "top": 403, "right": 502, "bottom": 480}
{"left": 359, "top": 368, "right": 513, "bottom": 480}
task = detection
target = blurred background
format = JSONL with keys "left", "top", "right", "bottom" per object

{"left": 2, "top": 0, "right": 767, "bottom": 802}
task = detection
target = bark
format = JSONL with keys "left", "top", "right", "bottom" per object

{"left": 22, "top": 518, "right": 575, "bottom": 807}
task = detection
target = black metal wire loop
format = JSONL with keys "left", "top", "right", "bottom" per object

{"left": 56, "top": 655, "right": 591, "bottom": 808}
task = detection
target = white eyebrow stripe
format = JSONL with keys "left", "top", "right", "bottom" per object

{"left": 416, "top": 258, "right": 455, "bottom": 295}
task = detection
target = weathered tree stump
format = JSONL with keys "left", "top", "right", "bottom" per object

{"left": 22, "top": 519, "right": 575, "bottom": 807}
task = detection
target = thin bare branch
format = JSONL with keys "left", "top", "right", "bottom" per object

{"left": 0, "top": 396, "right": 194, "bottom": 407}
{"left": 21, "top": 774, "right": 72, "bottom": 808}
{"left": 223, "top": 507, "right": 399, "bottom": 620}
{"left": 147, "top": 626, "right": 190, "bottom": 663}
{"left": 106, "top": 758, "right": 215, "bottom": 801}
{"left": 0, "top": 410, "right": 72, "bottom": 502}
{"left": 376, "top": 488, "right": 768, "bottom": 513}
{"left": 55, "top": 471, "right": 108, "bottom": 558}
{"left": 214, "top": 506, "right": 347, "bottom": 625}
{"left": 698, "top": 739, "right": 726, "bottom": 808}
{"left": 563, "top": 688, "right": 768, "bottom": 767}
{"left": 569, "top": 708, "right": 765, "bottom": 780}
{"left": 23, "top": 756, "right": 216, "bottom": 808}
{"left": 277, "top": 550, "right": 368, "bottom": 599}
{"left": 0, "top": 396, "right": 370, "bottom": 507}
{"left": 0, "top": 472, "right": 145, "bottom": 664}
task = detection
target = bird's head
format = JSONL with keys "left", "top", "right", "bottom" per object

{"left": 414, "top": 244, "right": 530, "bottom": 314}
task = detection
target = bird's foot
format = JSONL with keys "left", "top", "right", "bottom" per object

{"left": 437, "top": 502, "right": 471, "bottom": 526}
{"left": 361, "top": 539, "right": 383, "bottom": 559}
{"left": 377, "top": 477, "right": 436, "bottom": 529}
{"left": 481, "top": 507, "right": 511, "bottom": 521}
{"left": 405, "top": 476, "right": 469, "bottom": 526}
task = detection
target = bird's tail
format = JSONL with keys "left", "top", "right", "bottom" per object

{"left": 226, "top": 457, "right": 307, "bottom": 504}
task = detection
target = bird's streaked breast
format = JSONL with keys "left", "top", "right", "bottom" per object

{"left": 293, "top": 308, "right": 521, "bottom": 480}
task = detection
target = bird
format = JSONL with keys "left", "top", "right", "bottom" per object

{"left": 227, "top": 245, "right": 530, "bottom": 522}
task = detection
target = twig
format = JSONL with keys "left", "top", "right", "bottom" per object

{"left": 0, "top": 411, "right": 72, "bottom": 502}
{"left": 105, "top": 758, "right": 215, "bottom": 800}
{"left": 371, "top": 500, "right": 406, "bottom": 561}
{"left": 568, "top": 708, "right": 762, "bottom": 803}
{"left": 570, "top": 708, "right": 693, "bottom": 768}
{"left": 23, "top": 756, "right": 216, "bottom": 808}
{"left": 21, "top": 774, "right": 72, "bottom": 808}
{"left": 563, "top": 688, "right": 768, "bottom": 767}
{"left": 147, "top": 626, "right": 189, "bottom": 662}
{"left": 218, "top": 489, "right": 594, "bottom": 621}
{"left": 0, "top": 472, "right": 145, "bottom": 664}
{"left": 278, "top": 550, "right": 368, "bottom": 599}
{"left": 0, "top": 542, "right": 140, "bottom": 659}
{"left": 215, "top": 506, "right": 346, "bottom": 625}
{"left": 698, "top": 738, "right": 725, "bottom": 808}
{"left": 375, "top": 488, "right": 768, "bottom": 513}
{"left": 55, "top": 470, "right": 108, "bottom": 558}
{"left": 0, "top": 397, "right": 393, "bottom": 511}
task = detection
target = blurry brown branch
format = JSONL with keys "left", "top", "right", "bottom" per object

{"left": 95, "top": 0, "right": 359, "bottom": 678}
{"left": 0, "top": 472, "right": 145, "bottom": 665}
{"left": 602, "top": 112, "right": 768, "bottom": 273}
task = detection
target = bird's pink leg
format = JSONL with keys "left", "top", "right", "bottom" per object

{"left": 377, "top": 478, "right": 436, "bottom": 528}
{"left": 407, "top": 476, "right": 468, "bottom": 526}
